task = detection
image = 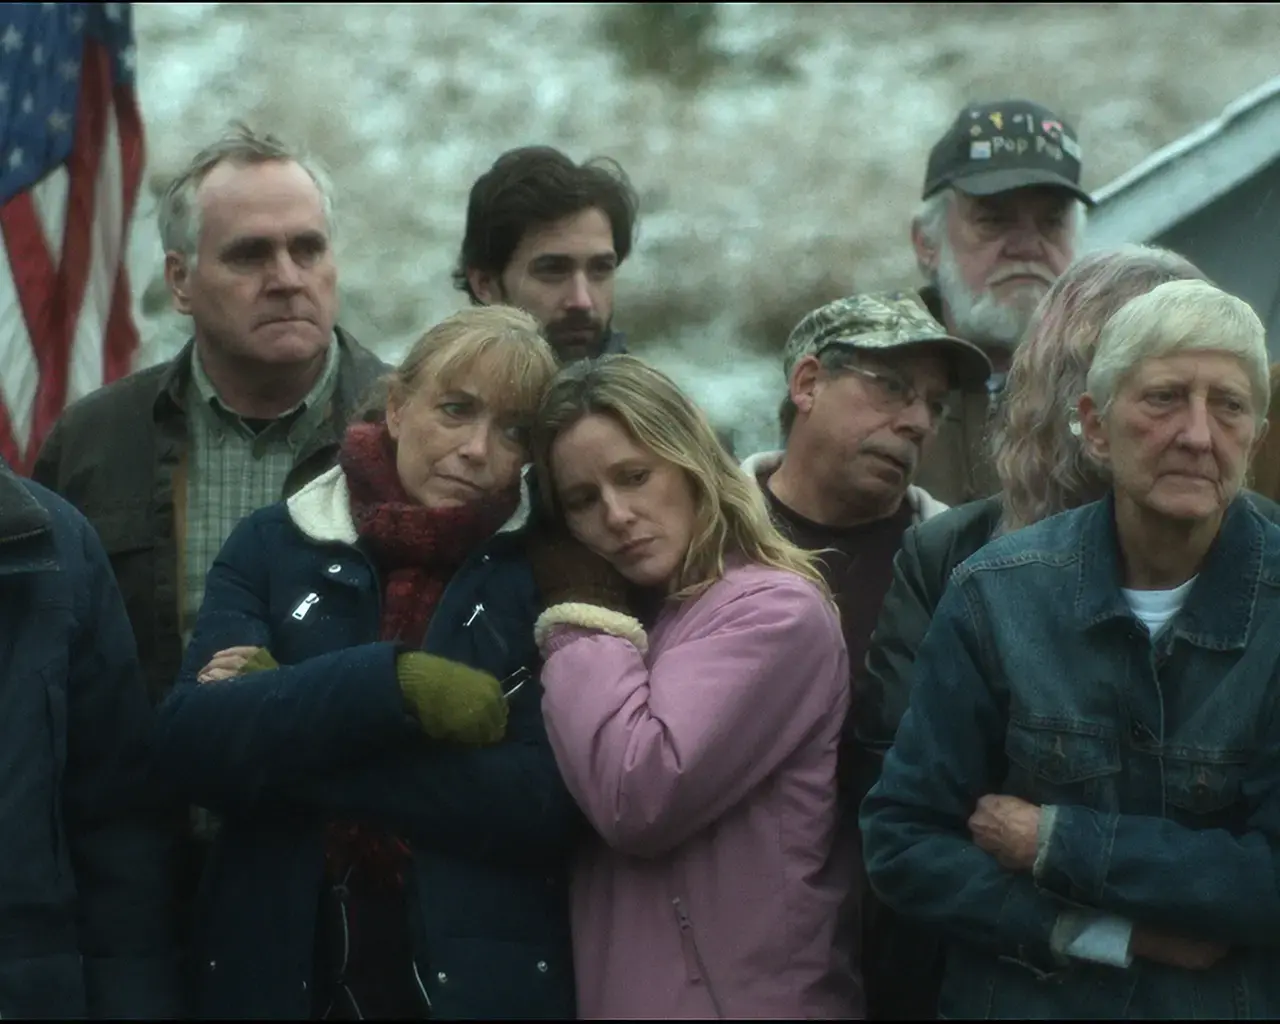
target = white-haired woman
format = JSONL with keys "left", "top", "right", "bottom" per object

{"left": 863, "top": 279, "right": 1280, "bottom": 1018}
{"left": 851, "top": 243, "right": 1220, "bottom": 1019}
{"left": 526, "top": 355, "right": 861, "bottom": 1019}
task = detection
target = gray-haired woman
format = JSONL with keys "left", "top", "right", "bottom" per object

{"left": 848, "top": 244, "right": 1237, "bottom": 1020}
{"left": 862, "top": 278, "right": 1280, "bottom": 1018}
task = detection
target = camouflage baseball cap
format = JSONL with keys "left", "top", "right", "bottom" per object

{"left": 782, "top": 291, "right": 992, "bottom": 392}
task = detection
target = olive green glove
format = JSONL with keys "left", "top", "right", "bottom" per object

{"left": 395, "top": 652, "right": 508, "bottom": 745}
{"left": 239, "top": 647, "right": 280, "bottom": 675}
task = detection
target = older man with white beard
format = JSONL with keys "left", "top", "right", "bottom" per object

{"left": 909, "top": 99, "right": 1092, "bottom": 506}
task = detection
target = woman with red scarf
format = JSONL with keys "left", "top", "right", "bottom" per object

{"left": 153, "top": 306, "right": 579, "bottom": 1020}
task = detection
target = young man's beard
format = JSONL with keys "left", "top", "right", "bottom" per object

{"left": 492, "top": 283, "right": 608, "bottom": 362}
{"left": 933, "top": 240, "right": 1048, "bottom": 355}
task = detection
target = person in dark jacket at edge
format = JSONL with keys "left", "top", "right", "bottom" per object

{"left": 0, "top": 457, "right": 178, "bottom": 1018}
{"left": 851, "top": 243, "right": 1280, "bottom": 1018}
{"left": 150, "top": 306, "right": 580, "bottom": 1020}
{"left": 30, "top": 122, "right": 388, "bottom": 978}
{"left": 910, "top": 99, "right": 1092, "bottom": 507}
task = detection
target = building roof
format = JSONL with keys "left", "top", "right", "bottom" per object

{"left": 1085, "top": 75, "right": 1280, "bottom": 249}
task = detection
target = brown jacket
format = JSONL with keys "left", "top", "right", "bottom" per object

{"left": 912, "top": 389, "right": 1000, "bottom": 507}
{"left": 911, "top": 287, "right": 1000, "bottom": 506}
{"left": 30, "top": 328, "right": 388, "bottom": 707}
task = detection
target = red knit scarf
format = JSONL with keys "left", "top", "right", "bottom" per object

{"left": 341, "top": 420, "right": 519, "bottom": 652}
{"left": 326, "top": 421, "right": 518, "bottom": 887}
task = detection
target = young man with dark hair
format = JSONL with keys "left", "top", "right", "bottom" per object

{"left": 454, "top": 145, "right": 639, "bottom": 362}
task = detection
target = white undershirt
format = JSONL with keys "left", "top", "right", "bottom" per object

{"left": 1120, "top": 576, "right": 1197, "bottom": 637}
{"left": 1049, "top": 574, "right": 1198, "bottom": 969}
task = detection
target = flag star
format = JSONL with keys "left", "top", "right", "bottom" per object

{"left": 119, "top": 44, "right": 136, "bottom": 73}
{"left": 48, "top": 110, "right": 70, "bottom": 133}
{"left": 32, "top": 44, "right": 45, "bottom": 66}
{"left": 59, "top": 59, "right": 78, "bottom": 82}
{"left": 1, "top": 26, "right": 21, "bottom": 52}
{"left": 70, "top": 12, "right": 86, "bottom": 31}
{"left": 0, "top": 84, "right": 9, "bottom": 103}
{"left": 21, "top": 94, "right": 33, "bottom": 115}
{"left": 105, "top": 3, "right": 123, "bottom": 21}
{"left": 8, "top": 149, "right": 22, "bottom": 170}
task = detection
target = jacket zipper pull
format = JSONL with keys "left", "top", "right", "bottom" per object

{"left": 464, "top": 602, "right": 484, "bottom": 627}
{"left": 291, "top": 593, "right": 320, "bottom": 621}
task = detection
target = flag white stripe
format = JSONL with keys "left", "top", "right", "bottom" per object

{"left": 0, "top": 245, "right": 39, "bottom": 454}
{"left": 68, "top": 101, "right": 122, "bottom": 405}
{"left": 31, "top": 165, "right": 69, "bottom": 261}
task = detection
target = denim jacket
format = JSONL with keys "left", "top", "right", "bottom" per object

{"left": 861, "top": 494, "right": 1280, "bottom": 1019}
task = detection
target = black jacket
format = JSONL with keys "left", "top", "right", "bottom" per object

{"left": 153, "top": 468, "right": 578, "bottom": 1019}
{"left": 0, "top": 462, "right": 177, "bottom": 1017}
{"left": 851, "top": 495, "right": 1003, "bottom": 793}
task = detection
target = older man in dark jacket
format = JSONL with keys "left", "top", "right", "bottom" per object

{"left": 30, "top": 123, "right": 388, "bottom": 975}
{"left": 0, "top": 458, "right": 176, "bottom": 1018}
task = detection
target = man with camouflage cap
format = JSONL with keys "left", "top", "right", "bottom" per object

{"left": 742, "top": 291, "right": 989, "bottom": 1019}
{"left": 911, "top": 98, "right": 1092, "bottom": 505}
{"left": 742, "top": 290, "right": 989, "bottom": 754}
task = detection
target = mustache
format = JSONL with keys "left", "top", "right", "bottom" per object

{"left": 547, "top": 311, "right": 603, "bottom": 334}
{"left": 988, "top": 262, "right": 1056, "bottom": 289}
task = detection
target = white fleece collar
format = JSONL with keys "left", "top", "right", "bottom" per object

{"left": 739, "top": 448, "right": 948, "bottom": 524}
{"left": 286, "top": 463, "right": 534, "bottom": 545}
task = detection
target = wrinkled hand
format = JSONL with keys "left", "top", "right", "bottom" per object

{"left": 526, "top": 526, "right": 633, "bottom": 614}
{"left": 396, "top": 652, "right": 508, "bottom": 745}
{"left": 197, "top": 645, "right": 271, "bottom": 684}
{"left": 968, "top": 794, "right": 1041, "bottom": 872}
{"left": 1131, "top": 926, "right": 1230, "bottom": 970}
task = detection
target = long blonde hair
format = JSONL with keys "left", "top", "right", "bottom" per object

{"left": 991, "top": 244, "right": 1206, "bottom": 533}
{"left": 532, "top": 355, "right": 829, "bottom": 600}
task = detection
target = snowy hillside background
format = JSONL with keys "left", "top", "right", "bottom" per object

{"left": 128, "top": 2, "right": 1280, "bottom": 454}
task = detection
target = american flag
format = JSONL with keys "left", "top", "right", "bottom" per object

{"left": 0, "top": 2, "right": 143, "bottom": 474}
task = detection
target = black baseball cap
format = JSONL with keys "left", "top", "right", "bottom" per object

{"left": 923, "top": 99, "right": 1094, "bottom": 206}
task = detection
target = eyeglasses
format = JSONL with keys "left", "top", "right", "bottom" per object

{"left": 841, "top": 364, "right": 953, "bottom": 425}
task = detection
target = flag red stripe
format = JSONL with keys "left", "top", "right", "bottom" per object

{"left": 105, "top": 80, "right": 145, "bottom": 385}
{"left": 0, "top": 190, "right": 58, "bottom": 449}
{"left": 30, "top": 37, "right": 113, "bottom": 462}
{"left": 0, "top": 391, "right": 19, "bottom": 472}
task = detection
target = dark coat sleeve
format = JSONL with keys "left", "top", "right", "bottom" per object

{"left": 154, "top": 514, "right": 582, "bottom": 869}
{"left": 859, "top": 577, "right": 1063, "bottom": 963}
{"left": 268, "top": 685, "right": 586, "bottom": 870}
{"left": 64, "top": 507, "right": 180, "bottom": 1017}
{"left": 847, "top": 524, "right": 940, "bottom": 807}
{"left": 153, "top": 514, "right": 419, "bottom": 811}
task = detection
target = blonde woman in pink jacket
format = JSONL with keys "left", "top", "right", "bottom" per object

{"left": 527, "top": 355, "right": 862, "bottom": 1019}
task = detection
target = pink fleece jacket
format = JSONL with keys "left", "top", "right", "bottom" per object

{"left": 539, "top": 560, "right": 861, "bottom": 1019}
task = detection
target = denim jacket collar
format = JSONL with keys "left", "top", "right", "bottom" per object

{"left": 1074, "top": 492, "right": 1262, "bottom": 651}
